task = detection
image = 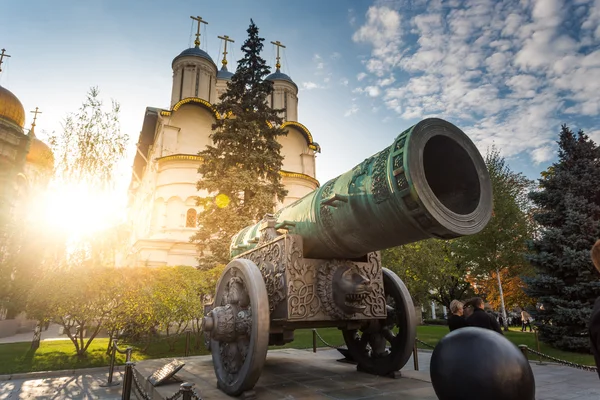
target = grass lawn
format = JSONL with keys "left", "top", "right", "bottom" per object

{"left": 415, "top": 325, "right": 596, "bottom": 366}
{"left": 0, "top": 325, "right": 595, "bottom": 374}
{"left": 0, "top": 336, "right": 210, "bottom": 375}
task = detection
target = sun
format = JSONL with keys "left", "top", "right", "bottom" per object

{"left": 40, "top": 182, "right": 125, "bottom": 239}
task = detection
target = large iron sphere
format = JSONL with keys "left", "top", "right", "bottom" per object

{"left": 430, "top": 327, "right": 535, "bottom": 400}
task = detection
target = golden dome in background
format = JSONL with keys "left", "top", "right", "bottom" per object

{"left": 26, "top": 136, "right": 54, "bottom": 169}
{"left": 0, "top": 85, "right": 25, "bottom": 128}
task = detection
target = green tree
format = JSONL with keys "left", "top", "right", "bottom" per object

{"left": 459, "top": 147, "right": 534, "bottom": 329}
{"left": 48, "top": 86, "right": 127, "bottom": 270}
{"left": 383, "top": 239, "right": 474, "bottom": 308}
{"left": 50, "top": 86, "right": 126, "bottom": 188}
{"left": 525, "top": 125, "right": 600, "bottom": 352}
{"left": 192, "top": 20, "right": 287, "bottom": 269}
{"left": 27, "top": 267, "right": 123, "bottom": 357}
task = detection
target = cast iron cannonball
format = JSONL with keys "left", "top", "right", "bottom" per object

{"left": 430, "top": 327, "right": 535, "bottom": 400}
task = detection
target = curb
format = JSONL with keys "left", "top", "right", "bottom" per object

{"left": 0, "top": 365, "right": 124, "bottom": 382}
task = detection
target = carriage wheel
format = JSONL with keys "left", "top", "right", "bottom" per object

{"left": 202, "top": 258, "right": 269, "bottom": 396}
{"left": 342, "top": 268, "right": 416, "bottom": 376}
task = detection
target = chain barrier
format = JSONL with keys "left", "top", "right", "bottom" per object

{"left": 415, "top": 338, "right": 436, "bottom": 350}
{"left": 165, "top": 390, "right": 183, "bottom": 400}
{"left": 521, "top": 346, "right": 598, "bottom": 373}
{"left": 312, "top": 329, "right": 437, "bottom": 352}
{"left": 313, "top": 329, "right": 345, "bottom": 349}
{"left": 131, "top": 366, "right": 153, "bottom": 400}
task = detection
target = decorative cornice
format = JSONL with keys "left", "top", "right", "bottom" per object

{"left": 153, "top": 155, "right": 319, "bottom": 187}
{"left": 281, "top": 121, "right": 321, "bottom": 153}
{"left": 280, "top": 170, "right": 320, "bottom": 187}
{"left": 161, "top": 97, "right": 221, "bottom": 120}
{"left": 156, "top": 154, "right": 203, "bottom": 164}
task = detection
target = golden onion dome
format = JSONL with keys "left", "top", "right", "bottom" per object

{"left": 0, "top": 85, "right": 26, "bottom": 128}
{"left": 26, "top": 136, "right": 54, "bottom": 169}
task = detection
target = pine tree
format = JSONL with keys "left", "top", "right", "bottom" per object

{"left": 192, "top": 20, "right": 287, "bottom": 269}
{"left": 525, "top": 125, "right": 600, "bottom": 352}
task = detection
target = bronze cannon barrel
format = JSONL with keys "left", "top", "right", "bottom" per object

{"left": 231, "top": 118, "right": 493, "bottom": 259}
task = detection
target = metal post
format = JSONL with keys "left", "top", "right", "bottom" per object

{"left": 534, "top": 329, "right": 543, "bottom": 365}
{"left": 121, "top": 361, "right": 135, "bottom": 400}
{"left": 312, "top": 329, "right": 317, "bottom": 353}
{"left": 101, "top": 342, "right": 120, "bottom": 387}
{"left": 181, "top": 382, "right": 194, "bottom": 400}
{"left": 413, "top": 341, "right": 419, "bottom": 371}
{"left": 108, "top": 344, "right": 117, "bottom": 384}
{"left": 185, "top": 330, "right": 191, "bottom": 357}
{"left": 518, "top": 345, "right": 528, "bottom": 361}
{"left": 126, "top": 347, "right": 133, "bottom": 362}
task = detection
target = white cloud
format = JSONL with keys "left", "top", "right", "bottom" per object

{"left": 377, "top": 75, "right": 395, "bottom": 86}
{"left": 365, "top": 86, "right": 381, "bottom": 97}
{"left": 531, "top": 146, "right": 555, "bottom": 164}
{"left": 344, "top": 103, "right": 359, "bottom": 117}
{"left": 302, "top": 82, "right": 322, "bottom": 90}
{"left": 588, "top": 129, "right": 600, "bottom": 145}
{"left": 350, "top": 0, "right": 600, "bottom": 164}
{"left": 331, "top": 52, "right": 342, "bottom": 60}
{"left": 352, "top": 6, "right": 403, "bottom": 75}
{"left": 340, "top": 78, "right": 349, "bottom": 86}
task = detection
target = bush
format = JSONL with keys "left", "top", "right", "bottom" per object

{"left": 423, "top": 318, "right": 448, "bottom": 326}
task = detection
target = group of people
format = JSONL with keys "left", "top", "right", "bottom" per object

{"left": 444, "top": 240, "right": 600, "bottom": 379}
{"left": 447, "top": 297, "right": 503, "bottom": 334}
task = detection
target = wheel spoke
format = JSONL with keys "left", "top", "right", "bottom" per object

{"left": 382, "top": 327, "right": 396, "bottom": 343}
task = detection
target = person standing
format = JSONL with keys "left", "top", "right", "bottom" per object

{"left": 521, "top": 310, "right": 533, "bottom": 332}
{"left": 589, "top": 240, "right": 600, "bottom": 379}
{"left": 448, "top": 300, "right": 467, "bottom": 332}
{"left": 465, "top": 297, "right": 503, "bottom": 335}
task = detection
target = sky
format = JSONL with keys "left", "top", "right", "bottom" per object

{"left": 2, "top": 0, "right": 600, "bottom": 199}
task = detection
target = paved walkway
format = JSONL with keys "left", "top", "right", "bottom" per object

{"left": 0, "top": 324, "right": 68, "bottom": 345}
{"left": 0, "top": 348, "right": 598, "bottom": 399}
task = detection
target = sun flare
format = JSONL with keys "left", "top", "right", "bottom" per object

{"left": 40, "top": 182, "right": 125, "bottom": 239}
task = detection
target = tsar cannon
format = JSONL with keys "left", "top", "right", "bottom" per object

{"left": 202, "top": 118, "right": 493, "bottom": 396}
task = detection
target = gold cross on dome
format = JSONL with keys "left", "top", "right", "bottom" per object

{"left": 270, "top": 40, "right": 286, "bottom": 70}
{"left": 30, "top": 107, "right": 42, "bottom": 128}
{"left": 190, "top": 16, "right": 208, "bottom": 48}
{"left": 218, "top": 35, "right": 235, "bottom": 67}
{"left": 0, "top": 49, "right": 11, "bottom": 73}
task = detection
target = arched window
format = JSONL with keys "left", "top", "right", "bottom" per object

{"left": 185, "top": 208, "right": 197, "bottom": 228}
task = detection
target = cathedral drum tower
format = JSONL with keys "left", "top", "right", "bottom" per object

{"left": 126, "top": 17, "right": 321, "bottom": 267}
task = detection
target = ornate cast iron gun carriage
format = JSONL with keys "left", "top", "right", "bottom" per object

{"left": 202, "top": 118, "right": 493, "bottom": 396}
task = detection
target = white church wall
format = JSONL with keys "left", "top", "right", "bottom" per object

{"left": 167, "top": 106, "right": 214, "bottom": 154}
{"left": 166, "top": 196, "right": 184, "bottom": 229}
{"left": 162, "top": 125, "right": 180, "bottom": 156}
{"left": 279, "top": 128, "right": 314, "bottom": 176}
{"left": 280, "top": 176, "right": 318, "bottom": 208}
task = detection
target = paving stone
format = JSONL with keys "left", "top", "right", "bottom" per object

{"left": 1, "top": 348, "right": 600, "bottom": 399}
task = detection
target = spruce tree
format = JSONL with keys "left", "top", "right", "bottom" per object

{"left": 192, "top": 20, "right": 287, "bottom": 269}
{"left": 525, "top": 125, "right": 600, "bottom": 352}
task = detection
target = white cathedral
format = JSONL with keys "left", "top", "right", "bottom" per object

{"left": 125, "top": 26, "right": 321, "bottom": 267}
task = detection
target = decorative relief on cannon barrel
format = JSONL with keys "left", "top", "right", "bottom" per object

{"left": 318, "top": 179, "right": 336, "bottom": 231}
{"left": 371, "top": 146, "right": 391, "bottom": 204}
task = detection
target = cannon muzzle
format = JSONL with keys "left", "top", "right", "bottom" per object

{"left": 231, "top": 118, "right": 492, "bottom": 259}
